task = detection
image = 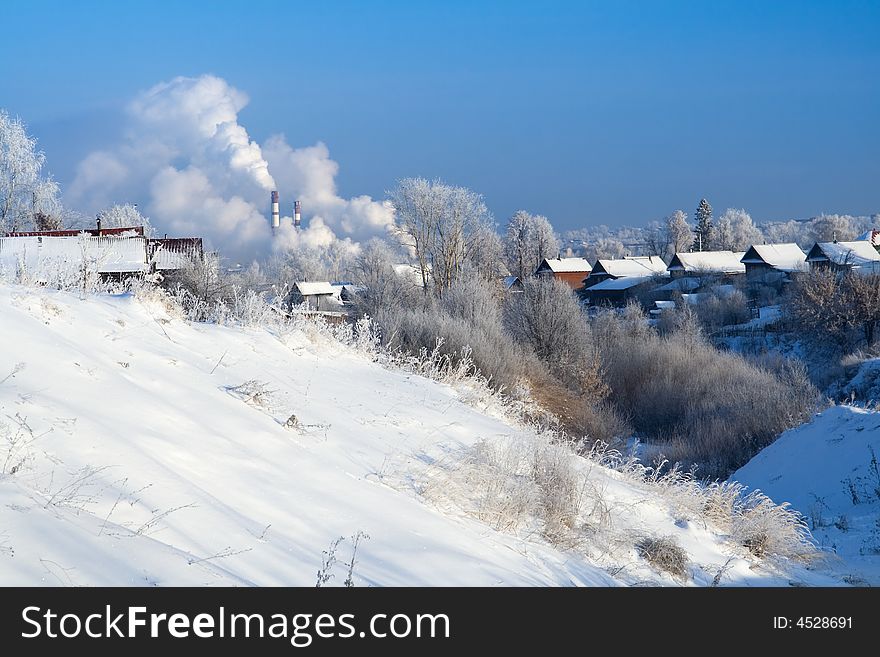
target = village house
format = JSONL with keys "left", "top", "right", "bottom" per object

{"left": 805, "top": 241, "right": 880, "bottom": 272}
{"left": 582, "top": 255, "right": 666, "bottom": 288}
{"left": 855, "top": 229, "right": 880, "bottom": 252}
{"left": 534, "top": 257, "right": 592, "bottom": 290}
{"left": 666, "top": 251, "right": 746, "bottom": 280}
{"left": 0, "top": 223, "right": 202, "bottom": 280}
{"left": 580, "top": 275, "right": 661, "bottom": 307}
{"left": 739, "top": 243, "right": 807, "bottom": 284}
{"left": 289, "top": 281, "right": 343, "bottom": 311}
{"left": 501, "top": 275, "right": 524, "bottom": 292}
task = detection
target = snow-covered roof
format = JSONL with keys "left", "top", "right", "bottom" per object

{"left": 668, "top": 251, "right": 746, "bottom": 274}
{"left": 586, "top": 275, "right": 656, "bottom": 291}
{"left": 806, "top": 241, "right": 880, "bottom": 267}
{"left": 740, "top": 243, "right": 806, "bottom": 272}
{"left": 502, "top": 275, "right": 521, "bottom": 289}
{"left": 536, "top": 257, "right": 592, "bottom": 273}
{"left": 589, "top": 255, "right": 666, "bottom": 279}
{"left": 0, "top": 235, "right": 149, "bottom": 274}
{"left": 855, "top": 229, "right": 880, "bottom": 246}
{"left": 294, "top": 281, "right": 336, "bottom": 296}
{"left": 654, "top": 300, "right": 675, "bottom": 310}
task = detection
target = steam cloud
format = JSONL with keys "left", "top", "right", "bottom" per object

{"left": 68, "top": 74, "right": 394, "bottom": 261}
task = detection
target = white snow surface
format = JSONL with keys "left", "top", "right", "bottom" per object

{"left": 733, "top": 405, "right": 880, "bottom": 585}
{"left": 0, "top": 284, "right": 846, "bottom": 587}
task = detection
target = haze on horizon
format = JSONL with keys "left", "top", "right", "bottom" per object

{"left": 1, "top": 0, "right": 878, "bottom": 232}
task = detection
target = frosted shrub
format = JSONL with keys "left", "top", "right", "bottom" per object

{"left": 503, "top": 277, "right": 601, "bottom": 392}
{"left": 376, "top": 299, "right": 527, "bottom": 393}
{"left": 593, "top": 314, "right": 819, "bottom": 477}
{"left": 731, "top": 490, "right": 815, "bottom": 560}
{"left": 635, "top": 536, "right": 689, "bottom": 579}
{"left": 424, "top": 435, "right": 597, "bottom": 548}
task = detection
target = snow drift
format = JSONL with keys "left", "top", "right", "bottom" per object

{"left": 0, "top": 283, "right": 846, "bottom": 586}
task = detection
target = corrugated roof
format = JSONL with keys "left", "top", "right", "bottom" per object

{"left": 295, "top": 281, "right": 336, "bottom": 296}
{"left": 740, "top": 243, "right": 806, "bottom": 271}
{"left": 668, "top": 251, "right": 746, "bottom": 274}
{"left": 537, "top": 257, "right": 592, "bottom": 273}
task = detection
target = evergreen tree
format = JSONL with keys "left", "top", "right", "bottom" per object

{"left": 693, "top": 198, "right": 714, "bottom": 252}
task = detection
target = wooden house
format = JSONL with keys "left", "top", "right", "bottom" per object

{"left": 501, "top": 275, "right": 524, "bottom": 293}
{"left": 534, "top": 257, "right": 592, "bottom": 290}
{"left": 581, "top": 275, "right": 659, "bottom": 307}
{"left": 290, "top": 282, "right": 342, "bottom": 311}
{"left": 739, "top": 243, "right": 806, "bottom": 283}
{"left": 583, "top": 255, "right": 666, "bottom": 288}
{"left": 667, "top": 251, "right": 746, "bottom": 280}
{"left": 805, "top": 241, "right": 880, "bottom": 272}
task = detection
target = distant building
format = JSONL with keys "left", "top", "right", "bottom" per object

{"left": 739, "top": 243, "right": 807, "bottom": 283}
{"left": 583, "top": 255, "right": 666, "bottom": 288}
{"left": 289, "top": 282, "right": 341, "bottom": 311}
{"left": 581, "top": 275, "right": 658, "bottom": 307}
{"left": 855, "top": 229, "right": 880, "bottom": 252}
{"left": 0, "top": 225, "right": 202, "bottom": 280}
{"left": 501, "top": 275, "right": 524, "bottom": 292}
{"left": 534, "top": 257, "right": 592, "bottom": 290}
{"left": 805, "top": 241, "right": 880, "bottom": 272}
{"left": 667, "top": 251, "right": 746, "bottom": 279}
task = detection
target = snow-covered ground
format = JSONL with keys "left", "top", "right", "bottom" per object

{"left": 733, "top": 405, "right": 880, "bottom": 585}
{"left": 0, "top": 284, "right": 849, "bottom": 586}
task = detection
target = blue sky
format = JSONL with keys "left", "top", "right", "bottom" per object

{"left": 1, "top": 0, "right": 878, "bottom": 230}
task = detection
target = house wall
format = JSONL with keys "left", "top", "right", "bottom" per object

{"left": 550, "top": 271, "right": 590, "bottom": 290}
{"left": 745, "top": 262, "right": 771, "bottom": 279}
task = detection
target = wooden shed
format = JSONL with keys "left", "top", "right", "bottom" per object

{"left": 290, "top": 282, "right": 342, "bottom": 311}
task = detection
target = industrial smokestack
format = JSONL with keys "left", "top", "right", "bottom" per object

{"left": 270, "top": 191, "right": 280, "bottom": 232}
{"left": 294, "top": 200, "right": 302, "bottom": 228}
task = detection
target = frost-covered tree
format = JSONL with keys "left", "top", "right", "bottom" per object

{"left": 664, "top": 210, "right": 693, "bottom": 254}
{"left": 503, "top": 210, "right": 559, "bottom": 279}
{"left": 693, "top": 199, "right": 713, "bottom": 252}
{"left": 644, "top": 220, "right": 670, "bottom": 258}
{"left": 468, "top": 221, "right": 506, "bottom": 281}
{"left": 713, "top": 208, "right": 763, "bottom": 251}
{"left": 98, "top": 203, "right": 155, "bottom": 237}
{"left": 351, "top": 238, "right": 412, "bottom": 314}
{"left": 503, "top": 276, "right": 602, "bottom": 392}
{"left": 0, "top": 109, "right": 63, "bottom": 233}
{"left": 390, "top": 177, "right": 495, "bottom": 295}
{"left": 808, "top": 213, "right": 858, "bottom": 243}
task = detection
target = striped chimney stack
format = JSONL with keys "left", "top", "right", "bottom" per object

{"left": 270, "top": 191, "right": 280, "bottom": 232}
{"left": 294, "top": 200, "right": 302, "bottom": 228}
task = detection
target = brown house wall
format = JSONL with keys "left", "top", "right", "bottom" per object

{"left": 553, "top": 271, "right": 590, "bottom": 290}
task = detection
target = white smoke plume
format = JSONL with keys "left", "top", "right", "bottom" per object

{"left": 67, "top": 74, "right": 394, "bottom": 261}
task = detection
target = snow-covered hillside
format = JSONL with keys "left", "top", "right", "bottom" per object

{"left": 733, "top": 405, "right": 880, "bottom": 585}
{"left": 0, "top": 284, "right": 844, "bottom": 586}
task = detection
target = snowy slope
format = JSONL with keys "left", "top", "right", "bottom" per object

{"left": 0, "top": 284, "right": 844, "bottom": 586}
{"left": 733, "top": 405, "right": 880, "bottom": 585}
